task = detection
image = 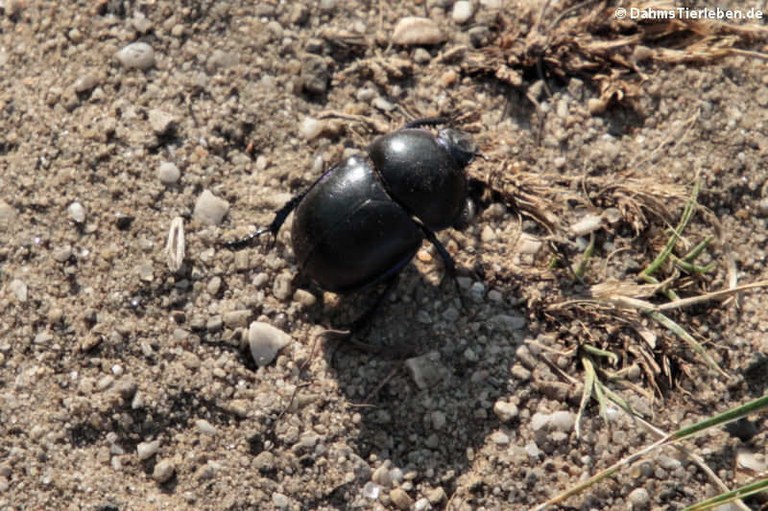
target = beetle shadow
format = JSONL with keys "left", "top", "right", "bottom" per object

{"left": 319, "top": 264, "right": 531, "bottom": 501}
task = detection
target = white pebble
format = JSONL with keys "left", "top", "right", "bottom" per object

{"left": 115, "top": 42, "right": 155, "bottom": 70}
{"left": 392, "top": 17, "right": 445, "bottom": 46}
{"left": 452, "top": 1, "right": 475, "bottom": 24}
{"left": 531, "top": 412, "right": 550, "bottom": 432}
{"left": 300, "top": 117, "right": 324, "bottom": 141}
{"left": 549, "top": 410, "right": 575, "bottom": 432}
{"left": 157, "top": 161, "right": 180, "bottom": 184}
{"left": 570, "top": 214, "right": 603, "bottom": 236}
{"left": 359, "top": 479, "right": 380, "bottom": 499}
{"left": 136, "top": 440, "right": 160, "bottom": 460}
{"left": 193, "top": 190, "right": 229, "bottom": 226}
{"left": 68, "top": 201, "right": 86, "bottom": 223}
{"left": 493, "top": 401, "right": 518, "bottom": 422}
{"left": 9, "top": 279, "right": 28, "bottom": 302}
{"left": 248, "top": 321, "right": 291, "bottom": 367}
{"left": 195, "top": 419, "right": 217, "bottom": 436}
{"left": 490, "top": 431, "right": 510, "bottom": 445}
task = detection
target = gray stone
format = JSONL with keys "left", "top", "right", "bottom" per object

{"left": 152, "top": 459, "right": 175, "bottom": 483}
{"left": 405, "top": 351, "right": 448, "bottom": 389}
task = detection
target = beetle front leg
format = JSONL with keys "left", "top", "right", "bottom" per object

{"left": 418, "top": 225, "right": 456, "bottom": 278}
{"left": 223, "top": 193, "right": 306, "bottom": 250}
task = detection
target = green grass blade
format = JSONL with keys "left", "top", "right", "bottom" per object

{"left": 670, "top": 393, "right": 768, "bottom": 441}
{"left": 682, "top": 478, "right": 768, "bottom": 511}
{"left": 641, "top": 179, "right": 700, "bottom": 279}
{"left": 646, "top": 310, "right": 727, "bottom": 378}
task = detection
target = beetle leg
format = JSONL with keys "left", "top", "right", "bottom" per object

{"left": 223, "top": 193, "right": 305, "bottom": 250}
{"left": 418, "top": 225, "right": 469, "bottom": 310}
{"left": 418, "top": 226, "right": 456, "bottom": 278}
{"left": 403, "top": 116, "right": 450, "bottom": 129}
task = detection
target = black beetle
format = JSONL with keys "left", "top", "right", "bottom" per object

{"left": 226, "top": 118, "right": 477, "bottom": 299}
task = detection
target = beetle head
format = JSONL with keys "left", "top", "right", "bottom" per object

{"left": 437, "top": 128, "right": 476, "bottom": 167}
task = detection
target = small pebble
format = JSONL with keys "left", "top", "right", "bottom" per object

{"left": 9, "top": 279, "right": 28, "bottom": 302}
{"left": 491, "top": 313, "right": 526, "bottom": 331}
{"left": 137, "top": 440, "right": 160, "bottom": 460}
{"left": 627, "top": 487, "right": 651, "bottom": 509}
{"left": 52, "top": 245, "right": 73, "bottom": 262}
{"left": 549, "top": 411, "right": 575, "bottom": 432}
{"left": 73, "top": 72, "right": 100, "bottom": 93}
{"left": 757, "top": 197, "right": 768, "bottom": 217}
{"left": 442, "top": 306, "right": 460, "bottom": 322}
{"left": 452, "top": 1, "right": 474, "bottom": 24}
{"left": 300, "top": 117, "right": 324, "bottom": 141}
{"left": 414, "top": 497, "right": 431, "bottom": 511}
{"left": 148, "top": 109, "right": 176, "bottom": 135}
{"left": 412, "top": 48, "right": 431, "bottom": 64}
{"left": 480, "top": 225, "right": 496, "bottom": 242}
{"left": 490, "top": 431, "right": 510, "bottom": 445}
{"left": 427, "top": 487, "right": 446, "bottom": 504}
{"left": 372, "top": 465, "right": 392, "bottom": 487}
{"left": 152, "top": 459, "right": 175, "bottom": 483}
{"left": 115, "top": 41, "right": 155, "bottom": 70}
{"left": 390, "top": 488, "right": 413, "bottom": 511}
{"left": 272, "top": 273, "right": 293, "bottom": 301}
{"left": 362, "top": 481, "right": 382, "bottom": 499}
{"left": 493, "top": 401, "right": 519, "bottom": 423}
{"left": 207, "top": 276, "right": 222, "bottom": 296}
{"left": 195, "top": 419, "right": 217, "bottom": 436}
{"left": 293, "top": 289, "right": 316, "bottom": 307}
{"left": 431, "top": 411, "right": 446, "bottom": 430}
{"left": 157, "top": 162, "right": 180, "bottom": 184}
{"left": 405, "top": 351, "right": 447, "bottom": 389}
{"left": 736, "top": 448, "right": 767, "bottom": 472}
{"left": 253, "top": 451, "right": 275, "bottom": 473}
{"left": 372, "top": 96, "right": 395, "bottom": 112}
{"left": 193, "top": 190, "right": 229, "bottom": 226}
{"left": 392, "top": 17, "right": 445, "bottom": 46}
{"left": 300, "top": 55, "right": 329, "bottom": 95}
{"left": 68, "top": 201, "right": 86, "bottom": 223}
{"left": 222, "top": 309, "right": 252, "bottom": 328}
{"left": 531, "top": 413, "right": 550, "bottom": 432}
{"left": 272, "top": 493, "right": 289, "bottom": 509}
{"left": 248, "top": 321, "right": 291, "bottom": 367}
{"left": 570, "top": 214, "right": 603, "bottom": 236}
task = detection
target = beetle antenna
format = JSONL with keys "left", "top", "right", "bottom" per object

{"left": 222, "top": 227, "right": 273, "bottom": 250}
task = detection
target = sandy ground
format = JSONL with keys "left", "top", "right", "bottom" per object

{"left": 1, "top": 1, "right": 767, "bottom": 510}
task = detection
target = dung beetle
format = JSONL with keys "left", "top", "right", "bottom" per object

{"left": 226, "top": 118, "right": 477, "bottom": 299}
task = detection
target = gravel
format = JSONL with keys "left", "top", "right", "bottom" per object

{"left": 1, "top": 2, "right": 764, "bottom": 510}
